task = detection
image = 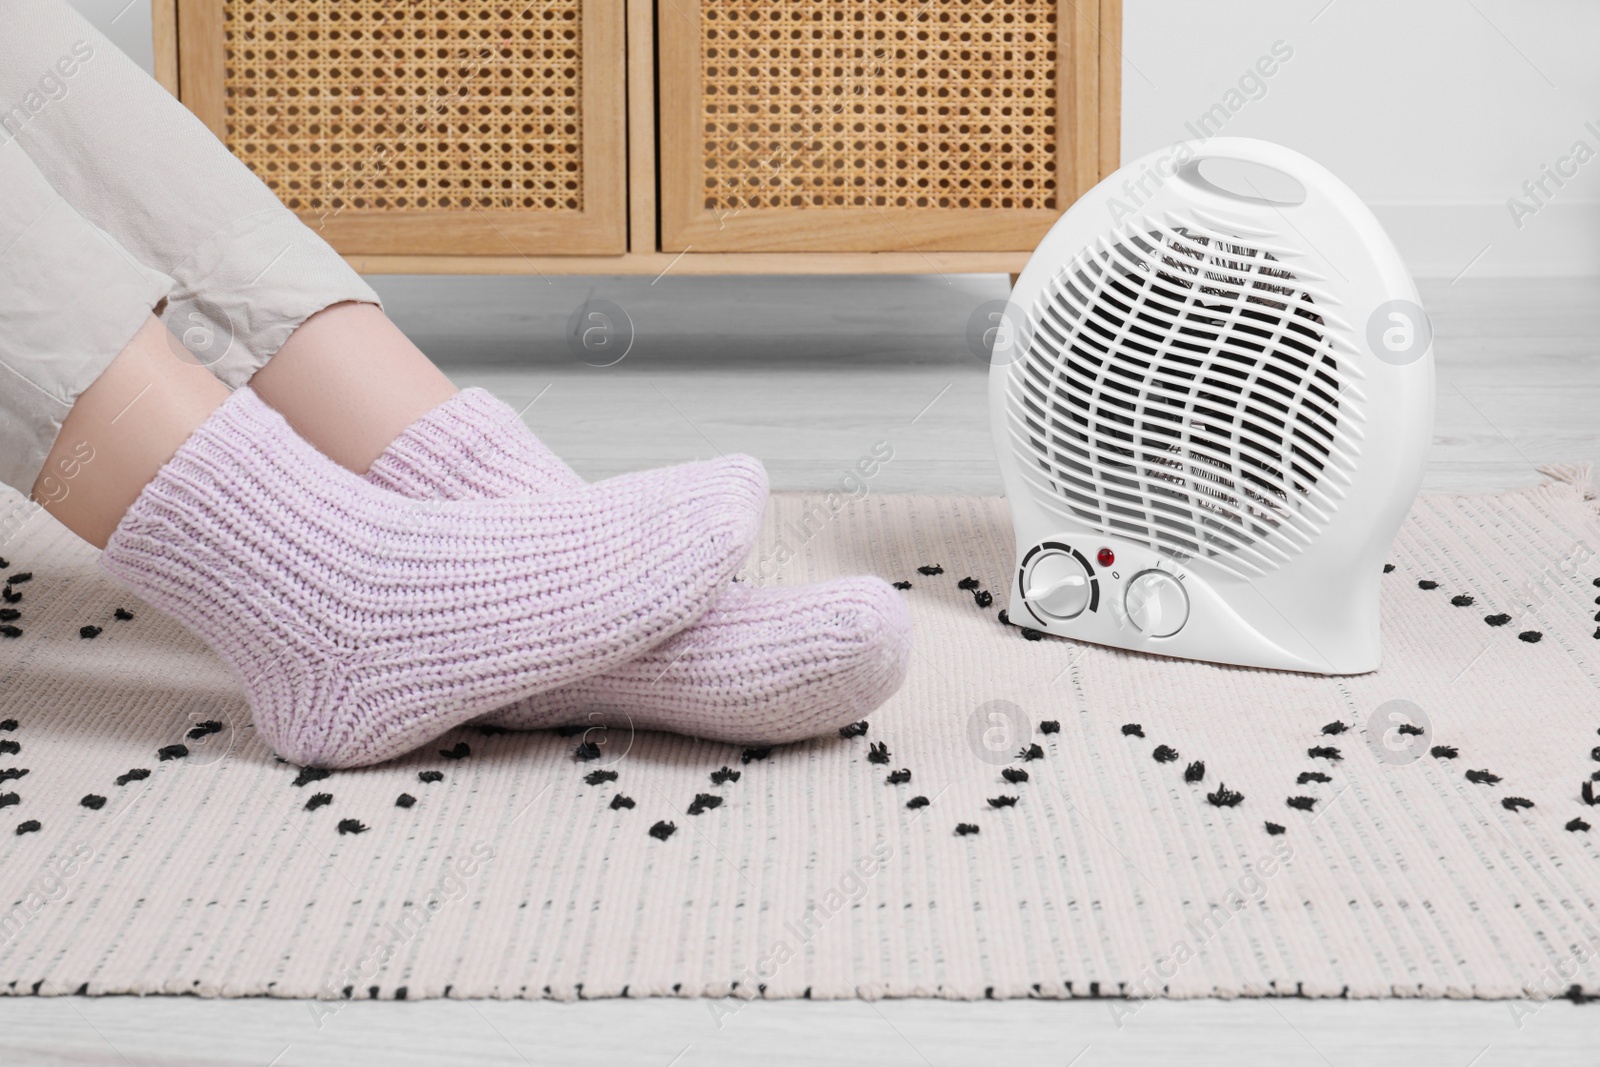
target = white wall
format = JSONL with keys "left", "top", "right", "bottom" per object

{"left": 1123, "top": 0, "right": 1600, "bottom": 276}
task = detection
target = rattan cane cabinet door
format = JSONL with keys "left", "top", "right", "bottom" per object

{"left": 658, "top": 0, "right": 1113, "bottom": 253}
{"left": 177, "top": 0, "right": 626, "bottom": 255}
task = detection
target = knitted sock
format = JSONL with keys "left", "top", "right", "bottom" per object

{"left": 366, "top": 389, "right": 913, "bottom": 743}
{"left": 101, "top": 388, "right": 768, "bottom": 768}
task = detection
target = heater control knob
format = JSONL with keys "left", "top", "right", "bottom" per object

{"left": 1125, "top": 571, "right": 1189, "bottom": 637}
{"left": 1022, "top": 551, "right": 1091, "bottom": 620}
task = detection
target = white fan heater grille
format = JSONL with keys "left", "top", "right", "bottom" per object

{"left": 1010, "top": 220, "right": 1359, "bottom": 577}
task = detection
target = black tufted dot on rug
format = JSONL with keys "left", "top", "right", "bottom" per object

{"left": 113, "top": 608, "right": 134, "bottom": 621}
{"left": 988, "top": 796, "right": 1018, "bottom": 808}
{"left": 0, "top": 793, "right": 19, "bottom": 808}
{"left": 1569, "top": 818, "right": 1592, "bottom": 832}
{"left": 114, "top": 769, "right": 149, "bottom": 786}
{"left": 16, "top": 819, "right": 40, "bottom": 835}
{"left": 0, "top": 768, "right": 29, "bottom": 783}
{"left": 157, "top": 744, "right": 188, "bottom": 761}
{"left": 866, "top": 742, "right": 890, "bottom": 765}
{"left": 742, "top": 747, "right": 773, "bottom": 764}
{"left": 1484, "top": 613, "right": 1511, "bottom": 627}
{"left": 292, "top": 766, "right": 331, "bottom": 787}
{"left": 1502, "top": 797, "right": 1534, "bottom": 812}
{"left": 997, "top": 609, "right": 1010, "bottom": 626}
{"left": 1451, "top": 595, "right": 1476, "bottom": 607}
{"left": 0, "top": 610, "right": 17, "bottom": 622}
{"left": 838, "top": 721, "right": 869, "bottom": 739}
{"left": 1322, "top": 721, "right": 1347, "bottom": 735}
{"left": 0, "top": 740, "right": 17, "bottom": 756}
{"left": 1307, "top": 746, "right": 1342, "bottom": 761}
{"left": 1018, "top": 743, "right": 1045, "bottom": 762}
{"left": 1001, "top": 767, "right": 1029, "bottom": 784}
{"left": 1286, "top": 796, "right": 1316, "bottom": 811}
{"left": 1122, "top": 723, "right": 1144, "bottom": 738}
{"left": 649, "top": 820, "right": 676, "bottom": 840}
{"left": 305, "top": 793, "right": 333, "bottom": 812}
{"left": 709, "top": 766, "right": 740, "bottom": 785}
{"left": 418, "top": 770, "right": 444, "bottom": 784}
{"left": 610, "top": 794, "right": 635, "bottom": 810}
{"left": 439, "top": 742, "right": 471, "bottom": 760}
{"left": 1518, "top": 631, "right": 1543, "bottom": 643}
{"left": 1184, "top": 761, "right": 1205, "bottom": 783}
{"left": 0, "top": 625, "right": 20, "bottom": 638}
{"left": 958, "top": 577, "right": 980, "bottom": 591}
{"left": 2, "top": 589, "right": 21, "bottom": 605}
{"left": 1019, "top": 627, "right": 1044, "bottom": 641}
{"left": 586, "top": 769, "right": 619, "bottom": 786}
{"left": 78, "top": 625, "right": 102, "bottom": 639}
{"left": 892, "top": 581, "right": 911, "bottom": 590}
{"left": 1431, "top": 745, "right": 1458, "bottom": 759}
{"left": 80, "top": 795, "right": 106, "bottom": 810}
{"left": 973, "top": 590, "right": 993, "bottom": 608}
{"left": 954, "top": 823, "right": 979, "bottom": 836}
{"left": 917, "top": 564, "right": 944, "bottom": 576}
{"left": 1152, "top": 745, "right": 1179, "bottom": 763}
{"left": 1580, "top": 781, "right": 1597, "bottom": 807}
{"left": 1397, "top": 724, "right": 1424, "bottom": 737}
{"left": 906, "top": 796, "right": 929, "bottom": 810}
{"left": 573, "top": 741, "right": 602, "bottom": 761}
{"left": 186, "top": 721, "right": 223, "bottom": 740}
{"left": 686, "top": 794, "right": 723, "bottom": 816}
{"left": 1465, "top": 769, "right": 1502, "bottom": 786}
{"left": 336, "top": 819, "right": 368, "bottom": 835}
{"left": 1039, "top": 720, "right": 1060, "bottom": 735}
{"left": 1383, "top": 564, "right": 1395, "bottom": 573}
{"left": 1297, "top": 771, "right": 1332, "bottom": 785}
{"left": 0, "top": 720, "right": 14, "bottom": 732}
{"left": 885, "top": 769, "right": 911, "bottom": 785}
{"left": 1417, "top": 580, "right": 1438, "bottom": 590}
{"left": 1207, "top": 784, "right": 1245, "bottom": 808}
{"left": 395, "top": 794, "right": 416, "bottom": 809}
{"left": 1265, "top": 822, "right": 1286, "bottom": 835}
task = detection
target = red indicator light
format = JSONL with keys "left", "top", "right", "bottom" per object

{"left": 1097, "top": 547, "right": 1115, "bottom": 567}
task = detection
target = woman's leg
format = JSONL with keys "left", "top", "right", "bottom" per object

{"left": 0, "top": 0, "right": 448, "bottom": 470}
{"left": 0, "top": 134, "right": 197, "bottom": 549}
{"left": 247, "top": 302, "right": 456, "bottom": 474}
{"left": 37, "top": 315, "right": 228, "bottom": 548}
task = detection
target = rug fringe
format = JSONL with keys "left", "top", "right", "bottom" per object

{"left": 1536, "top": 462, "right": 1597, "bottom": 505}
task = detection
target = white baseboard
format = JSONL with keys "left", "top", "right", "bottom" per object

{"left": 1371, "top": 202, "right": 1600, "bottom": 279}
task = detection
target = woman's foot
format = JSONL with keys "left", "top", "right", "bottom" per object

{"left": 479, "top": 576, "right": 913, "bottom": 744}
{"left": 365, "top": 389, "right": 914, "bottom": 742}
{"left": 101, "top": 388, "right": 768, "bottom": 767}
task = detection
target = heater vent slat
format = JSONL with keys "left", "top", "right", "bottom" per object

{"left": 1011, "top": 221, "right": 1357, "bottom": 575}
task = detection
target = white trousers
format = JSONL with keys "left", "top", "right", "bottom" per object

{"left": 0, "top": 0, "right": 378, "bottom": 493}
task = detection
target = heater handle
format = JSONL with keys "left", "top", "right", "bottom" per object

{"left": 1173, "top": 138, "right": 1313, "bottom": 209}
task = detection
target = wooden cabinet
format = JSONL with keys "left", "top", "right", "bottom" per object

{"left": 159, "top": 0, "right": 1118, "bottom": 274}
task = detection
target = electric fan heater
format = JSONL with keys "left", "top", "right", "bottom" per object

{"left": 990, "top": 138, "right": 1433, "bottom": 673}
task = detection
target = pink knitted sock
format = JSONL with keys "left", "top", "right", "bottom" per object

{"left": 101, "top": 388, "right": 768, "bottom": 768}
{"left": 366, "top": 389, "right": 913, "bottom": 743}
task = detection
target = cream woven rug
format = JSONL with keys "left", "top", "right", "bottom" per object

{"left": 3, "top": 474, "right": 1600, "bottom": 1004}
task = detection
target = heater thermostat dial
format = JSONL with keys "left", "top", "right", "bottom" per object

{"left": 1022, "top": 551, "right": 1091, "bottom": 620}
{"left": 1125, "top": 571, "right": 1189, "bottom": 637}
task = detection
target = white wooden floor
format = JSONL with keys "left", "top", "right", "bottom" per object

{"left": 5, "top": 274, "right": 1599, "bottom": 1066}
